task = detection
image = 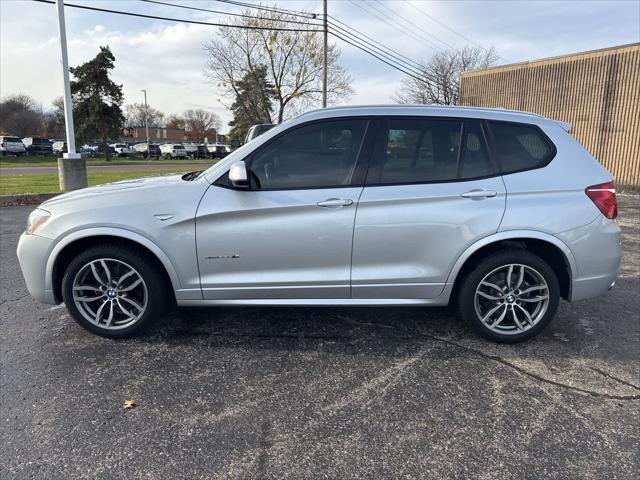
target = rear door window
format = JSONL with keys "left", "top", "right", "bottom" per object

{"left": 460, "top": 121, "right": 494, "bottom": 179}
{"left": 367, "top": 118, "right": 463, "bottom": 185}
{"left": 488, "top": 121, "right": 554, "bottom": 174}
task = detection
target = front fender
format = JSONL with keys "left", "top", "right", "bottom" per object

{"left": 44, "top": 226, "right": 183, "bottom": 295}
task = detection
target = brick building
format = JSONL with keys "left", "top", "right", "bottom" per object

{"left": 459, "top": 43, "right": 639, "bottom": 185}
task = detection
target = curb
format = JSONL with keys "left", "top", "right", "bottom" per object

{"left": 0, "top": 193, "right": 58, "bottom": 207}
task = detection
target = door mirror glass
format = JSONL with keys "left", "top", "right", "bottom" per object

{"left": 230, "top": 139, "right": 241, "bottom": 149}
{"left": 229, "top": 161, "right": 249, "bottom": 187}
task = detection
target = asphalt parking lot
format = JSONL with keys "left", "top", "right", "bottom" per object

{"left": 1, "top": 196, "right": 639, "bottom": 479}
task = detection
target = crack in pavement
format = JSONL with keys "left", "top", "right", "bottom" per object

{"left": 0, "top": 294, "right": 29, "bottom": 307}
{"left": 589, "top": 366, "right": 640, "bottom": 391}
{"left": 415, "top": 330, "right": 640, "bottom": 401}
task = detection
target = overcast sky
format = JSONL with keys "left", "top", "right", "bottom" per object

{"left": 1, "top": 0, "right": 639, "bottom": 132}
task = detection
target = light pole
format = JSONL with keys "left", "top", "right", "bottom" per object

{"left": 322, "top": 0, "right": 328, "bottom": 108}
{"left": 141, "top": 89, "right": 150, "bottom": 150}
{"left": 55, "top": 0, "right": 87, "bottom": 191}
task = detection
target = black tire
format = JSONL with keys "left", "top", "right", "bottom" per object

{"left": 62, "top": 244, "right": 168, "bottom": 338}
{"left": 457, "top": 249, "right": 560, "bottom": 343}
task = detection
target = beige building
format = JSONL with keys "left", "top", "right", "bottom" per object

{"left": 459, "top": 43, "right": 639, "bottom": 185}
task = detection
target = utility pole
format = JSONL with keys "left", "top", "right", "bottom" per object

{"left": 55, "top": 0, "right": 87, "bottom": 191}
{"left": 322, "top": 0, "right": 328, "bottom": 108}
{"left": 141, "top": 89, "right": 150, "bottom": 149}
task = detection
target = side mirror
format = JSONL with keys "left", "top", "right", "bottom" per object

{"left": 229, "top": 161, "right": 249, "bottom": 187}
{"left": 230, "top": 139, "right": 241, "bottom": 149}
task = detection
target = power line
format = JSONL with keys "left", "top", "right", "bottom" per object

{"left": 402, "top": 0, "right": 509, "bottom": 63}
{"left": 346, "top": 0, "right": 442, "bottom": 52}
{"left": 329, "top": 23, "right": 426, "bottom": 78}
{"left": 139, "top": 0, "right": 324, "bottom": 27}
{"left": 372, "top": 0, "right": 456, "bottom": 51}
{"left": 31, "top": 0, "right": 323, "bottom": 32}
{"left": 329, "top": 31, "right": 436, "bottom": 88}
{"left": 211, "top": 0, "right": 319, "bottom": 20}
{"left": 328, "top": 15, "right": 424, "bottom": 71}
{"left": 327, "top": 21, "right": 445, "bottom": 86}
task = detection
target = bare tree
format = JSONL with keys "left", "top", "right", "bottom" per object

{"left": 203, "top": 10, "right": 353, "bottom": 123}
{"left": 124, "top": 103, "right": 165, "bottom": 128}
{"left": 394, "top": 46, "right": 499, "bottom": 105}
{"left": 182, "top": 109, "right": 221, "bottom": 140}
{"left": 0, "top": 93, "right": 43, "bottom": 137}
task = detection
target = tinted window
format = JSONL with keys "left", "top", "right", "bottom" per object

{"left": 460, "top": 122, "right": 494, "bottom": 179}
{"left": 4, "top": 137, "right": 22, "bottom": 142}
{"left": 248, "top": 119, "right": 367, "bottom": 189}
{"left": 368, "top": 119, "right": 462, "bottom": 184}
{"left": 489, "top": 122, "right": 554, "bottom": 173}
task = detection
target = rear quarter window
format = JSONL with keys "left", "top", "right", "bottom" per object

{"left": 488, "top": 121, "right": 555, "bottom": 174}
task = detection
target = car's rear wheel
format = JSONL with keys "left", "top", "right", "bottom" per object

{"left": 457, "top": 249, "right": 560, "bottom": 343}
{"left": 62, "top": 245, "right": 167, "bottom": 338}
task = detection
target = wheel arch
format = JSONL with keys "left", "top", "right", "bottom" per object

{"left": 447, "top": 231, "right": 576, "bottom": 303}
{"left": 47, "top": 228, "right": 181, "bottom": 304}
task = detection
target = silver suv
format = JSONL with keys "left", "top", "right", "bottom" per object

{"left": 16, "top": 106, "right": 621, "bottom": 342}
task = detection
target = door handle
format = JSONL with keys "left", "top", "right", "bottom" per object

{"left": 460, "top": 189, "right": 498, "bottom": 199}
{"left": 317, "top": 198, "right": 354, "bottom": 208}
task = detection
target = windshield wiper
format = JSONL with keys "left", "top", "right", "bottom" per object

{"left": 181, "top": 170, "right": 203, "bottom": 181}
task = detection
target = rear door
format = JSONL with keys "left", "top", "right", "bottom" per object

{"left": 196, "top": 118, "right": 372, "bottom": 300}
{"left": 351, "top": 117, "right": 506, "bottom": 299}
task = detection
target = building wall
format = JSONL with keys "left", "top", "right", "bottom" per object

{"left": 459, "top": 43, "right": 639, "bottom": 185}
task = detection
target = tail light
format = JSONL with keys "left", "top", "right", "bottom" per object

{"left": 585, "top": 182, "right": 617, "bottom": 219}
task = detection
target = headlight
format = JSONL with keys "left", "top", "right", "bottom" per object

{"left": 26, "top": 208, "right": 51, "bottom": 235}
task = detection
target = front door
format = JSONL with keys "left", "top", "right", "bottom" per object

{"left": 196, "top": 118, "right": 371, "bottom": 300}
{"left": 351, "top": 117, "right": 507, "bottom": 299}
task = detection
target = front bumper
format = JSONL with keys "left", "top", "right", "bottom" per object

{"left": 16, "top": 232, "right": 57, "bottom": 304}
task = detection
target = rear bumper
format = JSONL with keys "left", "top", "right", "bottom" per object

{"left": 16, "top": 233, "right": 57, "bottom": 305}
{"left": 556, "top": 215, "right": 621, "bottom": 302}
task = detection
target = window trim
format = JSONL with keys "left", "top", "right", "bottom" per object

{"left": 215, "top": 117, "right": 373, "bottom": 191}
{"left": 483, "top": 119, "right": 557, "bottom": 176}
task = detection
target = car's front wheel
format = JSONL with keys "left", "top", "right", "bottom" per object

{"left": 457, "top": 249, "right": 560, "bottom": 343}
{"left": 62, "top": 244, "right": 167, "bottom": 338}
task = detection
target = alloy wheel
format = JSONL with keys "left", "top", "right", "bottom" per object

{"left": 72, "top": 258, "right": 148, "bottom": 330}
{"left": 474, "top": 263, "right": 550, "bottom": 335}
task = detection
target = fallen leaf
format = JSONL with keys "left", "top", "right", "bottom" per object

{"left": 123, "top": 399, "right": 137, "bottom": 409}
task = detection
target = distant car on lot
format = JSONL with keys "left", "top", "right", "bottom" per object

{"left": 0, "top": 136, "right": 27, "bottom": 156}
{"left": 133, "top": 142, "right": 161, "bottom": 159}
{"left": 207, "top": 143, "right": 230, "bottom": 159}
{"left": 160, "top": 143, "right": 187, "bottom": 159}
{"left": 52, "top": 141, "right": 67, "bottom": 155}
{"left": 245, "top": 124, "right": 276, "bottom": 143}
{"left": 183, "top": 143, "right": 198, "bottom": 158}
{"left": 16, "top": 106, "right": 621, "bottom": 343}
{"left": 22, "top": 137, "right": 53, "bottom": 155}
{"left": 94, "top": 143, "right": 116, "bottom": 156}
{"left": 110, "top": 143, "right": 131, "bottom": 157}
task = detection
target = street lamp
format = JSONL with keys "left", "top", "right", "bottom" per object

{"left": 141, "top": 89, "right": 150, "bottom": 150}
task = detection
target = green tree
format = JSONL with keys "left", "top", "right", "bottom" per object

{"left": 70, "top": 46, "right": 124, "bottom": 160}
{"left": 228, "top": 66, "right": 274, "bottom": 141}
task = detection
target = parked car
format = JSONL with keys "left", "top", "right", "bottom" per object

{"left": 183, "top": 143, "right": 199, "bottom": 158}
{"left": 133, "top": 142, "right": 161, "bottom": 159}
{"left": 95, "top": 143, "right": 116, "bottom": 156}
{"left": 245, "top": 124, "right": 276, "bottom": 143}
{"left": 207, "top": 143, "right": 230, "bottom": 159}
{"left": 111, "top": 143, "right": 131, "bottom": 157}
{"left": 0, "top": 136, "right": 27, "bottom": 156}
{"left": 160, "top": 143, "right": 187, "bottom": 159}
{"left": 81, "top": 144, "right": 99, "bottom": 155}
{"left": 16, "top": 106, "right": 620, "bottom": 342}
{"left": 22, "top": 137, "right": 53, "bottom": 155}
{"left": 52, "top": 141, "right": 67, "bottom": 155}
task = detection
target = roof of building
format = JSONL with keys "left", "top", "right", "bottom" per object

{"left": 461, "top": 42, "right": 640, "bottom": 76}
